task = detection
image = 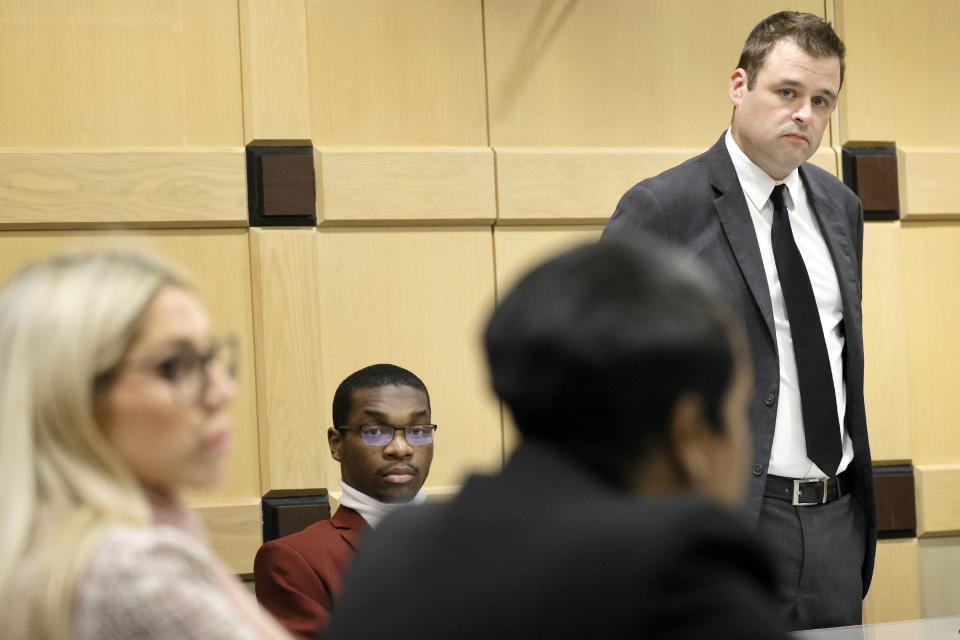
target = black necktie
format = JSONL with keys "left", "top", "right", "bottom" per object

{"left": 770, "top": 184, "right": 842, "bottom": 476}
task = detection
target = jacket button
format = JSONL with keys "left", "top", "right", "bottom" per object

{"left": 753, "top": 464, "right": 764, "bottom": 476}
{"left": 764, "top": 393, "right": 776, "bottom": 406}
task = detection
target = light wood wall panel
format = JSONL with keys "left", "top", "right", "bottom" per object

{"left": 861, "top": 222, "right": 910, "bottom": 462}
{"left": 901, "top": 224, "right": 960, "bottom": 464}
{"left": 809, "top": 147, "right": 840, "bottom": 177}
{"left": 862, "top": 539, "right": 921, "bottom": 624}
{"left": 316, "top": 227, "right": 501, "bottom": 492}
{"left": 249, "top": 229, "right": 327, "bottom": 492}
{"left": 493, "top": 226, "right": 604, "bottom": 302}
{"left": 836, "top": 0, "right": 960, "bottom": 146}
{"left": 897, "top": 148, "right": 960, "bottom": 219}
{"left": 837, "top": 2, "right": 960, "bottom": 619}
{"left": 0, "top": 231, "right": 261, "bottom": 503}
{"left": 305, "top": 0, "right": 486, "bottom": 146}
{"left": 836, "top": 2, "right": 960, "bottom": 223}
{"left": 493, "top": 226, "right": 604, "bottom": 452}
{"left": 918, "top": 536, "right": 960, "bottom": 618}
{"left": 194, "top": 501, "right": 262, "bottom": 574}
{"left": 0, "top": 0, "right": 242, "bottom": 148}
{"left": 495, "top": 148, "right": 699, "bottom": 223}
{"left": 305, "top": 0, "right": 489, "bottom": 223}
{"left": 239, "top": 0, "right": 312, "bottom": 143}
{"left": 485, "top": 1, "right": 834, "bottom": 224}
{"left": 316, "top": 147, "right": 496, "bottom": 224}
{"left": 484, "top": 0, "right": 823, "bottom": 148}
{"left": 834, "top": 0, "right": 895, "bottom": 144}
{"left": 0, "top": 151, "right": 246, "bottom": 229}
{"left": 495, "top": 146, "right": 838, "bottom": 224}
{"left": 915, "top": 464, "right": 960, "bottom": 537}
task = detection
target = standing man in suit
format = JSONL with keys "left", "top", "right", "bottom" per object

{"left": 324, "top": 239, "right": 787, "bottom": 640}
{"left": 254, "top": 363, "right": 434, "bottom": 638}
{"left": 603, "top": 11, "right": 876, "bottom": 630}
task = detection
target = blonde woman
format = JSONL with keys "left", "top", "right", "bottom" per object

{"left": 0, "top": 250, "right": 290, "bottom": 639}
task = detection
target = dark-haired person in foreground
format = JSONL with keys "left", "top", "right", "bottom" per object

{"left": 604, "top": 11, "right": 876, "bottom": 629}
{"left": 323, "top": 239, "right": 786, "bottom": 640}
{"left": 254, "top": 364, "right": 434, "bottom": 638}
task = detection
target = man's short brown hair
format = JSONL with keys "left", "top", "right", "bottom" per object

{"left": 737, "top": 11, "right": 846, "bottom": 89}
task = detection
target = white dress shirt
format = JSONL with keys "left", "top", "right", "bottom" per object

{"left": 725, "top": 129, "right": 853, "bottom": 478}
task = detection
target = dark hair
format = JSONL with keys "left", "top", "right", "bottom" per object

{"left": 737, "top": 11, "right": 846, "bottom": 89}
{"left": 484, "top": 238, "right": 743, "bottom": 485}
{"left": 332, "top": 364, "right": 430, "bottom": 426}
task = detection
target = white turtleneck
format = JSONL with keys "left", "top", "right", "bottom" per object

{"left": 337, "top": 479, "right": 427, "bottom": 528}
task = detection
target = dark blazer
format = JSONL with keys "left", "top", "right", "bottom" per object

{"left": 602, "top": 133, "right": 877, "bottom": 592}
{"left": 323, "top": 442, "right": 788, "bottom": 640}
{"left": 254, "top": 506, "right": 368, "bottom": 639}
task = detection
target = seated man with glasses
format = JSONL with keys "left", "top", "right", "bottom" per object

{"left": 254, "top": 364, "right": 434, "bottom": 638}
{"left": 323, "top": 239, "right": 787, "bottom": 640}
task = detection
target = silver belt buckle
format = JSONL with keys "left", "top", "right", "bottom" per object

{"left": 792, "top": 478, "right": 830, "bottom": 506}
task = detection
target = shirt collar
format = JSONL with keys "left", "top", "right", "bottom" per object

{"left": 724, "top": 128, "right": 802, "bottom": 210}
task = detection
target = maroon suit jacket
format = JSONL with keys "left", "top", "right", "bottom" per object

{"left": 253, "top": 506, "right": 368, "bottom": 639}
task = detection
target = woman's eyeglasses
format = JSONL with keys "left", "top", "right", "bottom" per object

{"left": 96, "top": 335, "right": 238, "bottom": 405}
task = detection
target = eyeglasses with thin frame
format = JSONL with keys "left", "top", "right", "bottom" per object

{"left": 335, "top": 424, "right": 437, "bottom": 447}
{"left": 96, "top": 334, "right": 238, "bottom": 405}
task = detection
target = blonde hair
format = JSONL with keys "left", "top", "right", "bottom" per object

{"left": 0, "top": 250, "right": 190, "bottom": 639}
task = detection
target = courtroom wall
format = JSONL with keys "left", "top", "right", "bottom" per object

{"left": 2, "top": 1, "right": 959, "bottom": 622}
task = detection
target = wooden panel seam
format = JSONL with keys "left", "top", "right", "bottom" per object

{"left": 248, "top": 228, "right": 327, "bottom": 492}
{"left": 248, "top": 229, "right": 273, "bottom": 494}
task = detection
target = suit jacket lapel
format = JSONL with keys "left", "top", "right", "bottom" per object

{"left": 707, "top": 138, "right": 776, "bottom": 343}
{"left": 800, "top": 165, "right": 860, "bottom": 324}
{"left": 331, "top": 505, "right": 369, "bottom": 550}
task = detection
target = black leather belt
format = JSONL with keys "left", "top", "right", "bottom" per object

{"left": 764, "top": 469, "right": 853, "bottom": 506}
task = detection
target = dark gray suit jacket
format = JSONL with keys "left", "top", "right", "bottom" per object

{"left": 323, "top": 441, "right": 788, "bottom": 640}
{"left": 602, "top": 134, "right": 877, "bottom": 592}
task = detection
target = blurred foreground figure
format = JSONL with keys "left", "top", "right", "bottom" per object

{"left": 0, "top": 251, "right": 290, "bottom": 639}
{"left": 324, "top": 238, "right": 787, "bottom": 640}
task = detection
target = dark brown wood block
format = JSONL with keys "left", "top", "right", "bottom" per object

{"left": 246, "top": 140, "right": 316, "bottom": 227}
{"left": 841, "top": 145, "right": 899, "bottom": 221}
{"left": 274, "top": 503, "right": 332, "bottom": 538}
{"left": 855, "top": 154, "right": 899, "bottom": 213}
{"left": 262, "top": 488, "right": 330, "bottom": 542}
{"left": 873, "top": 465, "right": 915, "bottom": 538}
{"left": 262, "top": 153, "right": 316, "bottom": 216}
